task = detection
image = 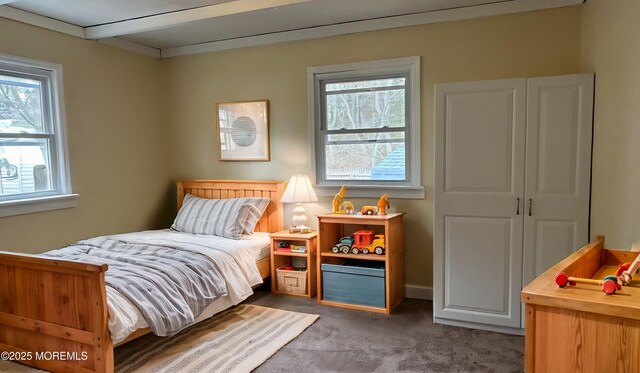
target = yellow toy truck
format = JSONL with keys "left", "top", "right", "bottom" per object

{"left": 351, "top": 230, "right": 385, "bottom": 255}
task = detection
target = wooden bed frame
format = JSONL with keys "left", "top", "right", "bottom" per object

{"left": 0, "top": 180, "right": 284, "bottom": 373}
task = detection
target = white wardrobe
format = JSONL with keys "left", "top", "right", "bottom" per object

{"left": 433, "top": 74, "right": 594, "bottom": 333}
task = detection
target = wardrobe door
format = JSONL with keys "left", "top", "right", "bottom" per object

{"left": 522, "top": 74, "right": 594, "bottom": 292}
{"left": 434, "top": 78, "right": 527, "bottom": 328}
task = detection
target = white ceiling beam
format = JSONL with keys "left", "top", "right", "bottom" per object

{"left": 84, "top": 0, "right": 311, "bottom": 40}
{"left": 161, "top": 0, "right": 584, "bottom": 58}
{"left": 97, "top": 37, "right": 161, "bottom": 58}
{"left": 0, "top": 5, "right": 85, "bottom": 38}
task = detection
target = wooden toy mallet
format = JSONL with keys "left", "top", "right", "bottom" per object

{"left": 555, "top": 272, "right": 621, "bottom": 294}
{"left": 617, "top": 252, "right": 640, "bottom": 285}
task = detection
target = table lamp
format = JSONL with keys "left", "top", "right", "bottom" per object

{"left": 280, "top": 174, "right": 318, "bottom": 230}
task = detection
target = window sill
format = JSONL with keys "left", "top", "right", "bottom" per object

{"left": 314, "top": 185, "right": 425, "bottom": 199}
{"left": 0, "top": 193, "right": 79, "bottom": 218}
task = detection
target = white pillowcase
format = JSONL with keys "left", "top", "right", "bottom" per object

{"left": 241, "top": 198, "right": 271, "bottom": 234}
{"left": 172, "top": 195, "right": 270, "bottom": 239}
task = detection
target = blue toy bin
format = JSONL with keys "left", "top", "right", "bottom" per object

{"left": 321, "top": 260, "right": 385, "bottom": 308}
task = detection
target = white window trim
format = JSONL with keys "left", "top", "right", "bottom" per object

{"left": 308, "top": 56, "right": 424, "bottom": 199}
{"left": 0, "top": 53, "right": 77, "bottom": 217}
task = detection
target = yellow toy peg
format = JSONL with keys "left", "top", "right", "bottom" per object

{"left": 377, "top": 194, "right": 390, "bottom": 215}
{"left": 332, "top": 185, "right": 347, "bottom": 213}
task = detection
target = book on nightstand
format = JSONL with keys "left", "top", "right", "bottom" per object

{"left": 291, "top": 245, "right": 306, "bottom": 253}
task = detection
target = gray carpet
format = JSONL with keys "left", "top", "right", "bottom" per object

{"left": 247, "top": 289, "right": 524, "bottom": 373}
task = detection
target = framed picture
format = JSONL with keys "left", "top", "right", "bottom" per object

{"left": 216, "top": 100, "right": 270, "bottom": 161}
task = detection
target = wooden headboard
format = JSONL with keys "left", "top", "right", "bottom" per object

{"left": 176, "top": 180, "right": 285, "bottom": 233}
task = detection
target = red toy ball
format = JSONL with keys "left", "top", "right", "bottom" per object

{"left": 555, "top": 272, "right": 569, "bottom": 287}
{"left": 602, "top": 279, "right": 618, "bottom": 295}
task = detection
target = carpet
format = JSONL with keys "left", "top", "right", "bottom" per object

{"left": 249, "top": 292, "right": 525, "bottom": 373}
{"left": 0, "top": 304, "right": 319, "bottom": 373}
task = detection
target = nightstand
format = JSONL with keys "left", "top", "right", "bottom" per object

{"left": 270, "top": 230, "right": 317, "bottom": 297}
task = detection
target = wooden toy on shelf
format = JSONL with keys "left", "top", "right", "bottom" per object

{"left": 555, "top": 272, "right": 621, "bottom": 294}
{"left": 377, "top": 194, "right": 389, "bottom": 215}
{"left": 340, "top": 200, "right": 355, "bottom": 214}
{"left": 331, "top": 236, "right": 354, "bottom": 254}
{"left": 618, "top": 252, "right": 640, "bottom": 285}
{"left": 352, "top": 230, "right": 385, "bottom": 255}
{"left": 332, "top": 185, "right": 347, "bottom": 213}
{"left": 361, "top": 205, "right": 375, "bottom": 215}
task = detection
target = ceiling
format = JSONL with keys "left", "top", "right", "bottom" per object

{"left": 0, "top": 0, "right": 585, "bottom": 58}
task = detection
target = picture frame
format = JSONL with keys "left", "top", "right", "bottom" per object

{"left": 216, "top": 100, "right": 270, "bottom": 161}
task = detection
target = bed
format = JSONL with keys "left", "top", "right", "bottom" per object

{"left": 0, "top": 180, "right": 285, "bottom": 373}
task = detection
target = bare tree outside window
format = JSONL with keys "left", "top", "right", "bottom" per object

{"left": 323, "top": 77, "right": 407, "bottom": 181}
{"left": 0, "top": 75, "right": 52, "bottom": 195}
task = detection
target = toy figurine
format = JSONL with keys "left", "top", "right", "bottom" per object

{"left": 361, "top": 205, "right": 375, "bottom": 215}
{"left": 351, "top": 230, "right": 385, "bottom": 255}
{"left": 332, "top": 236, "right": 354, "bottom": 253}
{"left": 340, "top": 200, "right": 354, "bottom": 214}
{"left": 332, "top": 185, "right": 347, "bottom": 213}
{"left": 377, "top": 194, "right": 389, "bottom": 215}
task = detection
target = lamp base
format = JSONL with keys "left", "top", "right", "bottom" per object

{"left": 291, "top": 203, "right": 308, "bottom": 228}
{"left": 288, "top": 225, "right": 312, "bottom": 234}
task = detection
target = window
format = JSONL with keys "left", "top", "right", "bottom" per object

{"left": 0, "top": 54, "right": 75, "bottom": 216}
{"left": 309, "top": 57, "right": 423, "bottom": 198}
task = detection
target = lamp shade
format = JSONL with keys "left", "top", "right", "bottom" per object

{"left": 280, "top": 175, "right": 318, "bottom": 203}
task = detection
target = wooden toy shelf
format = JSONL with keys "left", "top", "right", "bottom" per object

{"left": 316, "top": 213, "right": 404, "bottom": 314}
{"left": 270, "top": 230, "right": 317, "bottom": 298}
{"left": 521, "top": 235, "right": 640, "bottom": 373}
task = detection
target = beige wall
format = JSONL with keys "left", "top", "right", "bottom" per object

{"left": 162, "top": 7, "right": 582, "bottom": 288}
{"left": 581, "top": 0, "right": 640, "bottom": 249}
{"left": 0, "top": 18, "right": 173, "bottom": 253}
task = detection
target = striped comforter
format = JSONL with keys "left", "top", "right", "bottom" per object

{"left": 43, "top": 237, "right": 228, "bottom": 336}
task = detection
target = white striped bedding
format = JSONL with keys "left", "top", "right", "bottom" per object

{"left": 45, "top": 237, "right": 229, "bottom": 337}
{"left": 50, "top": 229, "right": 270, "bottom": 344}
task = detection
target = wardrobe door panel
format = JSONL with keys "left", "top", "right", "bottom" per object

{"left": 435, "top": 78, "right": 526, "bottom": 328}
{"left": 522, "top": 74, "right": 594, "bottom": 290}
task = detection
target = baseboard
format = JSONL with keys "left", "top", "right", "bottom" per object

{"left": 433, "top": 317, "right": 525, "bottom": 336}
{"left": 405, "top": 284, "right": 433, "bottom": 300}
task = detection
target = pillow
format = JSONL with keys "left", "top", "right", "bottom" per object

{"left": 240, "top": 198, "right": 270, "bottom": 234}
{"left": 171, "top": 194, "right": 270, "bottom": 239}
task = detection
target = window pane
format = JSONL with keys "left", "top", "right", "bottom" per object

{"left": 0, "top": 75, "right": 45, "bottom": 134}
{"left": 327, "top": 131, "right": 405, "bottom": 144}
{"left": 0, "top": 138, "right": 53, "bottom": 196}
{"left": 325, "top": 142, "right": 405, "bottom": 181}
{"left": 325, "top": 85, "right": 405, "bottom": 130}
{"left": 326, "top": 77, "right": 405, "bottom": 92}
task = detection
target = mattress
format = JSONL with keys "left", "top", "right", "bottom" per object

{"left": 102, "top": 229, "right": 270, "bottom": 344}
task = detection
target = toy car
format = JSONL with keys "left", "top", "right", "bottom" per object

{"left": 361, "top": 206, "right": 375, "bottom": 215}
{"left": 331, "top": 236, "right": 354, "bottom": 254}
{"left": 351, "top": 230, "right": 385, "bottom": 255}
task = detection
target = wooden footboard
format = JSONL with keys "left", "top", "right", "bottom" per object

{"left": 0, "top": 252, "right": 112, "bottom": 373}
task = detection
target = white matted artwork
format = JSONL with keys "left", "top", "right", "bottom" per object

{"left": 216, "top": 100, "right": 270, "bottom": 161}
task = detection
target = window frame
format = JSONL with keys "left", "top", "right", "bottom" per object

{"left": 0, "top": 53, "right": 76, "bottom": 217}
{"left": 308, "top": 56, "right": 424, "bottom": 199}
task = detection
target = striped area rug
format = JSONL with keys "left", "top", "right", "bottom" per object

{"left": 0, "top": 305, "right": 318, "bottom": 373}
{"left": 116, "top": 304, "right": 318, "bottom": 372}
